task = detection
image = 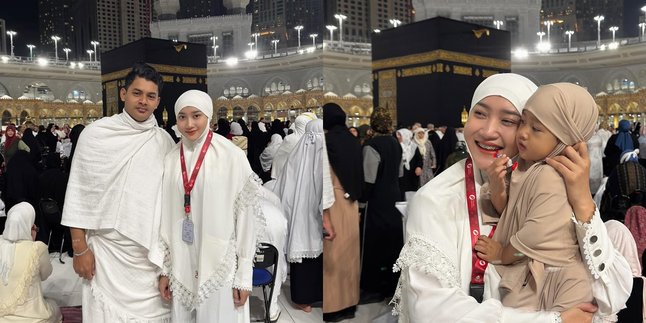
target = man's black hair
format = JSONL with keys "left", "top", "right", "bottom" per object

{"left": 123, "top": 62, "right": 163, "bottom": 93}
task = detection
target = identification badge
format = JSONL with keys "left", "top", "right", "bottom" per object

{"left": 182, "top": 218, "right": 194, "bottom": 244}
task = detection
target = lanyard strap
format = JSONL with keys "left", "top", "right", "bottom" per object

{"left": 465, "top": 157, "right": 496, "bottom": 285}
{"left": 180, "top": 131, "right": 213, "bottom": 215}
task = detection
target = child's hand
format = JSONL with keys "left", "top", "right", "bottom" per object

{"left": 485, "top": 154, "right": 510, "bottom": 214}
{"left": 485, "top": 154, "right": 509, "bottom": 195}
{"left": 475, "top": 235, "right": 503, "bottom": 264}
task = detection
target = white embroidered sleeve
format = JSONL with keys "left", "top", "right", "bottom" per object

{"left": 392, "top": 236, "right": 554, "bottom": 323}
{"left": 572, "top": 210, "right": 632, "bottom": 318}
{"left": 233, "top": 175, "right": 266, "bottom": 291}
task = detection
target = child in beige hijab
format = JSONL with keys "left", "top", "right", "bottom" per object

{"left": 476, "top": 83, "right": 598, "bottom": 312}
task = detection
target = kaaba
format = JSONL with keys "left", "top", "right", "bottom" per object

{"left": 371, "top": 16, "right": 511, "bottom": 128}
{"left": 101, "top": 37, "right": 208, "bottom": 129}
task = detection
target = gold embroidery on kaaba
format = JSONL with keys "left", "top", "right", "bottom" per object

{"left": 101, "top": 64, "right": 207, "bottom": 82}
{"left": 482, "top": 69, "right": 499, "bottom": 78}
{"left": 372, "top": 49, "right": 510, "bottom": 71}
{"left": 453, "top": 65, "right": 472, "bottom": 76}
{"left": 378, "top": 69, "right": 397, "bottom": 124}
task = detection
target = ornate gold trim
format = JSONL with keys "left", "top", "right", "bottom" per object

{"left": 372, "top": 49, "right": 511, "bottom": 71}
{"left": 101, "top": 64, "right": 207, "bottom": 82}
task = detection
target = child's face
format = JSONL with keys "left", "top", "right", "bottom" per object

{"left": 517, "top": 110, "right": 559, "bottom": 162}
{"left": 177, "top": 106, "right": 208, "bottom": 142}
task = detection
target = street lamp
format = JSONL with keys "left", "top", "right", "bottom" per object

{"left": 565, "top": 30, "right": 574, "bottom": 52}
{"left": 389, "top": 19, "right": 402, "bottom": 28}
{"left": 251, "top": 33, "right": 259, "bottom": 51}
{"left": 594, "top": 15, "right": 604, "bottom": 48}
{"left": 271, "top": 39, "right": 279, "bottom": 54}
{"left": 609, "top": 26, "right": 619, "bottom": 42}
{"left": 309, "top": 33, "right": 318, "bottom": 47}
{"left": 86, "top": 49, "right": 94, "bottom": 62}
{"left": 248, "top": 42, "right": 254, "bottom": 51}
{"left": 90, "top": 41, "right": 99, "bottom": 61}
{"left": 544, "top": 20, "right": 553, "bottom": 43}
{"left": 51, "top": 35, "right": 61, "bottom": 62}
{"left": 326, "top": 25, "right": 337, "bottom": 41}
{"left": 334, "top": 13, "right": 347, "bottom": 42}
{"left": 493, "top": 20, "right": 503, "bottom": 29}
{"left": 294, "top": 25, "right": 304, "bottom": 49}
{"left": 26, "top": 44, "right": 35, "bottom": 60}
{"left": 63, "top": 48, "right": 71, "bottom": 62}
{"left": 537, "top": 31, "right": 545, "bottom": 43}
{"left": 210, "top": 36, "right": 218, "bottom": 57}
{"left": 6, "top": 30, "right": 17, "bottom": 57}
{"left": 214, "top": 45, "right": 219, "bottom": 59}
{"left": 640, "top": 22, "right": 646, "bottom": 41}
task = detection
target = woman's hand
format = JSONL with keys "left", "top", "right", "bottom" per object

{"left": 233, "top": 288, "right": 250, "bottom": 307}
{"left": 415, "top": 167, "right": 422, "bottom": 176}
{"left": 545, "top": 143, "right": 595, "bottom": 223}
{"left": 560, "top": 303, "right": 597, "bottom": 323}
{"left": 158, "top": 276, "right": 172, "bottom": 301}
{"left": 323, "top": 210, "right": 336, "bottom": 241}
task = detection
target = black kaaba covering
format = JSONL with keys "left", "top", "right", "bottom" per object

{"left": 101, "top": 38, "right": 207, "bottom": 128}
{"left": 371, "top": 17, "right": 511, "bottom": 128}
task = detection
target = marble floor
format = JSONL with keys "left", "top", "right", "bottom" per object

{"left": 42, "top": 253, "right": 396, "bottom": 323}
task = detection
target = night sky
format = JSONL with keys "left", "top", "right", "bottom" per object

{"left": 2, "top": 0, "right": 646, "bottom": 57}
{"left": 2, "top": 0, "right": 39, "bottom": 57}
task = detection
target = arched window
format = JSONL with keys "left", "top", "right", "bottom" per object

{"left": 2, "top": 110, "right": 12, "bottom": 125}
{"left": 232, "top": 107, "right": 244, "bottom": 120}
{"left": 247, "top": 106, "right": 259, "bottom": 122}
{"left": 217, "top": 107, "right": 228, "bottom": 120}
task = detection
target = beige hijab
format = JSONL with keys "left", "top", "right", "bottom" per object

{"left": 494, "top": 83, "right": 598, "bottom": 310}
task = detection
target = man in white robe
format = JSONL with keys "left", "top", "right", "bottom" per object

{"left": 62, "top": 63, "right": 174, "bottom": 322}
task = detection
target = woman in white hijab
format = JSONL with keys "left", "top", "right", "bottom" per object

{"left": 158, "top": 90, "right": 264, "bottom": 323}
{"left": 260, "top": 134, "right": 283, "bottom": 173}
{"left": 270, "top": 112, "right": 317, "bottom": 179}
{"left": 0, "top": 202, "right": 61, "bottom": 323}
{"left": 413, "top": 127, "right": 437, "bottom": 187}
{"left": 392, "top": 74, "right": 631, "bottom": 323}
{"left": 397, "top": 128, "right": 423, "bottom": 197}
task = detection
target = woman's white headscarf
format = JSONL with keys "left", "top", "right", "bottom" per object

{"left": 174, "top": 89, "right": 213, "bottom": 144}
{"left": 258, "top": 122, "right": 267, "bottom": 133}
{"left": 413, "top": 128, "right": 428, "bottom": 157}
{"left": 397, "top": 128, "right": 415, "bottom": 170}
{"left": 271, "top": 112, "right": 318, "bottom": 179}
{"left": 470, "top": 73, "right": 539, "bottom": 114}
{"left": 0, "top": 202, "right": 36, "bottom": 285}
{"left": 230, "top": 122, "right": 243, "bottom": 136}
{"left": 260, "top": 134, "right": 284, "bottom": 172}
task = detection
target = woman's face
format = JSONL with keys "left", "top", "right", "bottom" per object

{"left": 5, "top": 128, "right": 15, "bottom": 137}
{"left": 416, "top": 131, "right": 425, "bottom": 140}
{"left": 396, "top": 131, "right": 403, "bottom": 143}
{"left": 177, "top": 106, "right": 208, "bottom": 142}
{"left": 464, "top": 95, "right": 521, "bottom": 170}
{"left": 349, "top": 128, "right": 359, "bottom": 137}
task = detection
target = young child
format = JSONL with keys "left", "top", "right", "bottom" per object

{"left": 476, "top": 83, "right": 597, "bottom": 311}
{"left": 158, "top": 90, "right": 263, "bottom": 323}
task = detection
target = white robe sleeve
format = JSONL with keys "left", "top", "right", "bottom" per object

{"left": 233, "top": 176, "right": 264, "bottom": 291}
{"left": 573, "top": 210, "right": 633, "bottom": 319}
{"left": 397, "top": 266, "right": 556, "bottom": 323}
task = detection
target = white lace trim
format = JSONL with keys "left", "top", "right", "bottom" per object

{"left": 232, "top": 173, "right": 266, "bottom": 291}
{"left": 234, "top": 174, "right": 266, "bottom": 249}
{"left": 163, "top": 238, "right": 237, "bottom": 310}
{"left": 571, "top": 215, "right": 600, "bottom": 279}
{"left": 390, "top": 235, "right": 461, "bottom": 316}
{"left": 88, "top": 279, "right": 171, "bottom": 323}
{"left": 287, "top": 249, "right": 323, "bottom": 263}
{"left": 0, "top": 243, "right": 40, "bottom": 316}
{"left": 551, "top": 311, "right": 562, "bottom": 323}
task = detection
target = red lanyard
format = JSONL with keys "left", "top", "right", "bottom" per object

{"left": 180, "top": 131, "right": 213, "bottom": 215}
{"left": 465, "top": 157, "right": 496, "bottom": 284}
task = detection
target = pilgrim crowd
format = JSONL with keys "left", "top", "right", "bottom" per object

{"left": 0, "top": 63, "right": 645, "bottom": 323}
